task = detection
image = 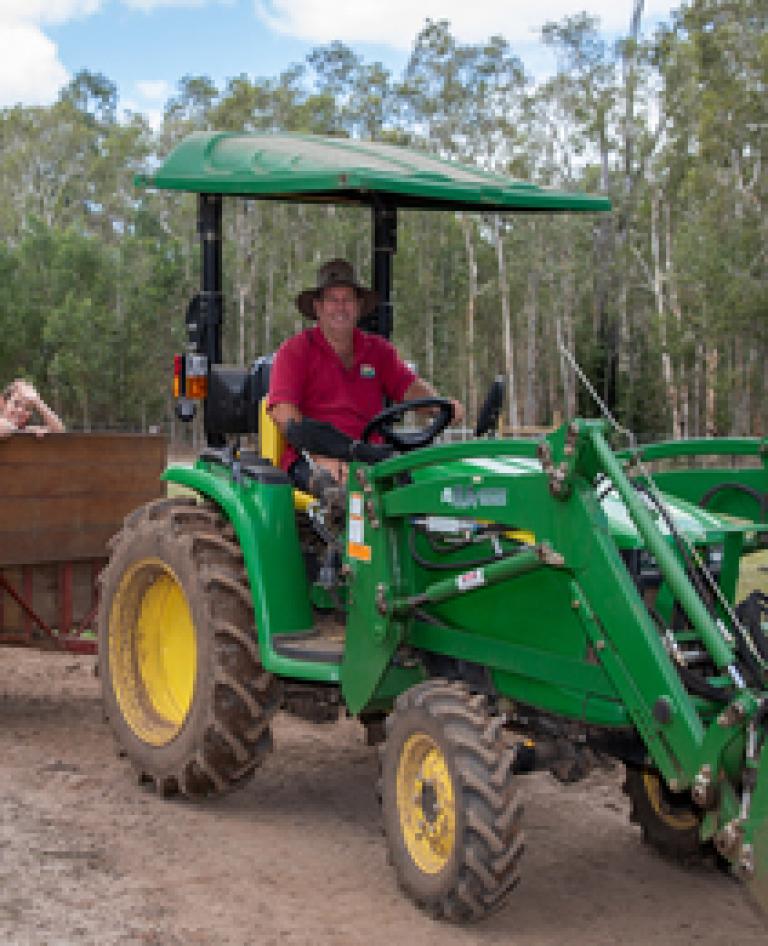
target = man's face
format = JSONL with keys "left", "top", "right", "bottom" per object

{"left": 314, "top": 285, "right": 359, "bottom": 339}
{"left": 4, "top": 389, "right": 30, "bottom": 428}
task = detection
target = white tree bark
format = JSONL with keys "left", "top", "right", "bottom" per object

{"left": 494, "top": 216, "right": 518, "bottom": 429}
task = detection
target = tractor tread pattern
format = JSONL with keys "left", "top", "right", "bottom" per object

{"left": 100, "top": 499, "right": 281, "bottom": 801}
{"left": 384, "top": 679, "right": 524, "bottom": 922}
{"left": 622, "top": 765, "right": 710, "bottom": 865}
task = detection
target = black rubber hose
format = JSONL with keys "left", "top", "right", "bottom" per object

{"left": 635, "top": 481, "right": 766, "bottom": 688}
{"left": 408, "top": 528, "right": 526, "bottom": 572}
{"left": 646, "top": 604, "right": 734, "bottom": 703}
{"left": 634, "top": 482, "right": 717, "bottom": 612}
{"left": 678, "top": 665, "right": 733, "bottom": 703}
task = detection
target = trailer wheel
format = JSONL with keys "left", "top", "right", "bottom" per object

{"left": 624, "top": 765, "right": 705, "bottom": 862}
{"left": 380, "top": 680, "right": 524, "bottom": 921}
{"left": 98, "top": 498, "right": 281, "bottom": 798}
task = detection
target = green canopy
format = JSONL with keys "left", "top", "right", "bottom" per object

{"left": 137, "top": 132, "right": 611, "bottom": 213}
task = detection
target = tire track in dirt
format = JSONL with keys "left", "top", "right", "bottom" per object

{"left": 1, "top": 649, "right": 764, "bottom": 945}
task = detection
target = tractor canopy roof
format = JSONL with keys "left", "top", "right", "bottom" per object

{"left": 136, "top": 132, "right": 611, "bottom": 214}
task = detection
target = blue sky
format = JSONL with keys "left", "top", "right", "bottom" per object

{"left": 0, "top": 0, "right": 679, "bottom": 122}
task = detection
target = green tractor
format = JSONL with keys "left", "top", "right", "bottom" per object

{"left": 98, "top": 133, "right": 768, "bottom": 922}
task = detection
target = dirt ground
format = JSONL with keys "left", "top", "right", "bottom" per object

{"left": 0, "top": 649, "right": 765, "bottom": 946}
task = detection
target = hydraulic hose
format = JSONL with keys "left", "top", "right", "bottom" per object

{"left": 647, "top": 604, "right": 734, "bottom": 703}
{"left": 408, "top": 527, "right": 526, "bottom": 572}
{"left": 635, "top": 481, "right": 766, "bottom": 689}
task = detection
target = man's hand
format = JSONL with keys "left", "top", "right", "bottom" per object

{"left": 448, "top": 398, "right": 465, "bottom": 425}
{"left": 12, "top": 380, "right": 39, "bottom": 409}
{"left": 402, "top": 379, "right": 464, "bottom": 426}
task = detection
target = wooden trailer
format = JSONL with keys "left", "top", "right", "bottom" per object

{"left": 0, "top": 433, "right": 166, "bottom": 654}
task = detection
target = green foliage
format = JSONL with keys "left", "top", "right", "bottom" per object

{"left": 0, "top": 7, "right": 764, "bottom": 439}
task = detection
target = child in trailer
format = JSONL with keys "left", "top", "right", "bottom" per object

{"left": 0, "top": 379, "right": 65, "bottom": 438}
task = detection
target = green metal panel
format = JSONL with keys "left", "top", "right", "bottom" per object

{"left": 619, "top": 437, "right": 768, "bottom": 462}
{"left": 341, "top": 469, "right": 401, "bottom": 713}
{"left": 162, "top": 463, "right": 340, "bottom": 683}
{"left": 137, "top": 132, "right": 612, "bottom": 213}
{"left": 652, "top": 469, "right": 768, "bottom": 523}
{"left": 617, "top": 437, "right": 768, "bottom": 525}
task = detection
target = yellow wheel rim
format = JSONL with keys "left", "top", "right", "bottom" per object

{"left": 396, "top": 733, "right": 456, "bottom": 875}
{"left": 642, "top": 770, "right": 699, "bottom": 831}
{"left": 109, "top": 558, "right": 197, "bottom": 746}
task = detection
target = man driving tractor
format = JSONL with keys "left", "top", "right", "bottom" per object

{"left": 267, "top": 258, "right": 464, "bottom": 492}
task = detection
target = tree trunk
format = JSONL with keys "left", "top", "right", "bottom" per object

{"left": 558, "top": 237, "right": 577, "bottom": 420}
{"left": 238, "top": 286, "right": 246, "bottom": 367}
{"left": 425, "top": 218, "right": 435, "bottom": 381}
{"left": 652, "top": 190, "right": 680, "bottom": 438}
{"left": 265, "top": 254, "right": 274, "bottom": 352}
{"left": 664, "top": 201, "right": 687, "bottom": 436}
{"left": 705, "top": 344, "right": 718, "bottom": 436}
{"left": 462, "top": 218, "right": 478, "bottom": 424}
{"left": 524, "top": 236, "right": 539, "bottom": 427}
{"left": 494, "top": 216, "right": 518, "bottom": 429}
{"left": 618, "top": 1, "right": 644, "bottom": 397}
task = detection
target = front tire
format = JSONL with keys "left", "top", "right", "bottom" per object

{"left": 381, "top": 680, "right": 524, "bottom": 921}
{"left": 623, "top": 765, "right": 705, "bottom": 862}
{"left": 98, "top": 498, "right": 281, "bottom": 798}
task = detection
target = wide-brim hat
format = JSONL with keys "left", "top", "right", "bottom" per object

{"left": 296, "top": 258, "right": 379, "bottom": 319}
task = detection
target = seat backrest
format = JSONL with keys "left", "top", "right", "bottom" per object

{"left": 258, "top": 400, "right": 286, "bottom": 467}
{"left": 258, "top": 394, "right": 315, "bottom": 512}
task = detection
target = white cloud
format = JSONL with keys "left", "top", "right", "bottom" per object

{"left": 135, "top": 79, "right": 172, "bottom": 101}
{"left": 256, "top": 0, "right": 676, "bottom": 49}
{"left": 0, "top": 20, "right": 69, "bottom": 106}
{"left": 0, "top": 2, "right": 102, "bottom": 107}
{"left": 0, "top": 1, "right": 101, "bottom": 27}
{"left": 121, "top": 0, "right": 204, "bottom": 10}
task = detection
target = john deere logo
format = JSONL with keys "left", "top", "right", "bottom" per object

{"left": 360, "top": 364, "right": 376, "bottom": 378}
{"left": 441, "top": 486, "right": 507, "bottom": 509}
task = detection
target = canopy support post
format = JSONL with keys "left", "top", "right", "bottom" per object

{"left": 369, "top": 200, "right": 397, "bottom": 339}
{"left": 198, "top": 193, "right": 224, "bottom": 445}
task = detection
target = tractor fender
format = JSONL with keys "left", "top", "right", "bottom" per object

{"left": 162, "top": 465, "right": 314, "bottom": 664}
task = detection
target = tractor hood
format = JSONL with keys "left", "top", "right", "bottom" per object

{"left": 408, "top": 455, "right": 749, "bottom": 549}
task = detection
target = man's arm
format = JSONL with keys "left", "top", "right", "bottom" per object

{"left": 0, "top": 417, "right": 15, "bottom": 439}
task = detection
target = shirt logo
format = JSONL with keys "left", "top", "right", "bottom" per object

{"left": 360, "top": 364, "right": 376, "bottom": 378}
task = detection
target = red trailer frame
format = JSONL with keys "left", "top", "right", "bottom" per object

{"left": 0, "top": 432, "right": 166, "bottom": 654}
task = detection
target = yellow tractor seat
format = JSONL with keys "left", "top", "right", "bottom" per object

{"left": 258, "top": 400, "right": 315, "bottom": 512}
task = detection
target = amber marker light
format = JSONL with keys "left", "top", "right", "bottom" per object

{"left": 184, "top": 353, "right": 208, "bottom": 399}
{"left": 173, "top": 354, "right": 183, "bottom": 398}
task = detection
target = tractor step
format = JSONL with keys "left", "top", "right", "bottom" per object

{"left": 272, "top": 617, "right": 345, "bottom": 664}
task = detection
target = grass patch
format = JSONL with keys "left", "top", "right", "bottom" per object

{"left": 738, "top": 548, "right": 768, "bottom": 600}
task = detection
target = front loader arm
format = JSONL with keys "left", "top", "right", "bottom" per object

{"left": 342, "top": 421, "right": 767, "bottom": 900}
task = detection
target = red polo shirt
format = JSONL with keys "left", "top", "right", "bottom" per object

{"left": 267, "top": 326, "right": 416, "bottom": 470}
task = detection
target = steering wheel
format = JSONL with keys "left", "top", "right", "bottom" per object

{"left": 361, "top": 397, "right": 454, "bottom": 451}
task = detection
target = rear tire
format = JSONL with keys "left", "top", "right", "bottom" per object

{"left": 380, "top": 680, "right": 524, "bottom": 921}
{"left": 98, "top": 498, "right": 281, "bottom": 798}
